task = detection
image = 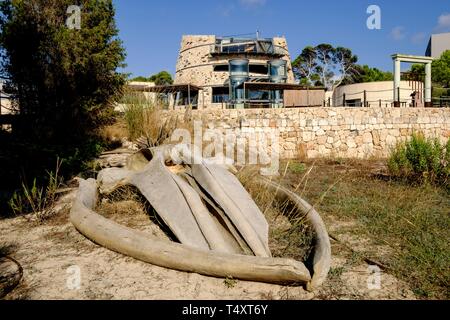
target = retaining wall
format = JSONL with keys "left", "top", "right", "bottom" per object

{"left": 163, "top": 107, "right": 450, "bottom": 159}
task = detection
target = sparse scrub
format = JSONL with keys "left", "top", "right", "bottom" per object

{"left": 223, "top": 276, "right": 238, "bottom": 289}
{"left": 122, "top": 91, "right": 181, "bottom": 147}
{"left": 388, "top": 133, "right": 449, "bottom": 187}
{"left": 8, "top": 159, "right": 63, "bottom": 222}
{"left": 291, "top": 159, "right": 450, "bottom": 299}
{"left": 237, "top": 166, "right": 314, "bottom": 262}
{"left": 289, "top": 161, "right": 306, "bottom": 174}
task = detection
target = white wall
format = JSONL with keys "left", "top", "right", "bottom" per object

{"left": 332, "top": 81, "right": 423, "bottom": 107}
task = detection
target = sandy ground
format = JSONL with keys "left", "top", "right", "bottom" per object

{"left": 0, "top": 187, "right": 415, "bottom": 300}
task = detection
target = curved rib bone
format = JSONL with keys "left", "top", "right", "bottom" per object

{"left": 262, "top": 179, "right": 331, "bottom": 290}
{"left": 70, "top": 178, "right": 312, "bottom": 285}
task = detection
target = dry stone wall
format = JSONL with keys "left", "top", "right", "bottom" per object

{"left": 163, "top": 107, "right": 450, "bottom": 159}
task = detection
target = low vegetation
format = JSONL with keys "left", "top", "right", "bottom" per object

{"left": 388, "top": 133, "right": 449, "bottom": 188}
{"left": 8, "top": 159, "right": 63, "bottom": 222}
{"left": 280, "top": 158, "right": 449, "bottom": 299}
{"left": 237, "top": 167, "right": 314, "bottom": 262}
{"left": 121, "top": 90, "right": 192, "bottom": 147}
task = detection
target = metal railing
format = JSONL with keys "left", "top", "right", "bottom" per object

{"left": 210, "top": 44, "right": 289, "bottom": 56}
{"left": 326, "top": 87, "right": 450, "bottom": 108}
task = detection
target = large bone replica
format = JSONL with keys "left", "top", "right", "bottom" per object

{"left": 70, "top": 144, "right": 331, "bottom": 289}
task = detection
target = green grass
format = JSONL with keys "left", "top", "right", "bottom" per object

{"left": 293, "top": 160, "right": 449, "bottom": 299}
{"left": 288, "top": 161, "right": 307, "bottom": 174}
{"left": 223, "top": 276, "right": 238, "bottom": 289}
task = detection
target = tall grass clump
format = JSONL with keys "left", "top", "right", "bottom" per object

{"left": 122, "top": 89, "right": 197, "bottom": 148}
{"left": 237, "top": 166, "right": 314, "bottom": 261}
{"left": 388, "top": 133, "right": 449, "bottom": 187}
{"left": 8, "top": 159, "right": 63, "bottom": 222}
{"left": 122, "top": 90, "right": 182, "bottom": 147}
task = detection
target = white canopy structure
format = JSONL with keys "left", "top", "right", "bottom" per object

{"left": 392, "top": 54, "right": 434, "bottom": 107}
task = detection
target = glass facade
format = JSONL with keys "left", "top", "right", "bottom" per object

{"left": 268, "top": 60, "right": 287, "bottom": 108}
{"left": 226, "top": 59, "right": 288, "bottom": 109}
{"left": 268, "top": 60, "right": 287, "bottom": 82}
{"left": 174, "top": 91, "right": 198, "bottom": 107}
{"left": 229, "top": 59, "right": 249, "bottom": 108}
{"left": 214, "top": 38, "right": 276, "bottom": 55}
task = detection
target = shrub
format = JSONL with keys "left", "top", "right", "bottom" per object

{"left": 388, "top": 133, "right": 449, "bottom": 186}
{"left": 9, "top": 159, "right": 63, "bottom": 222}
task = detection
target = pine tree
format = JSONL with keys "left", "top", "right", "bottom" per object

{"left": 0, "top": 0, "right": 126, "bottom": 143}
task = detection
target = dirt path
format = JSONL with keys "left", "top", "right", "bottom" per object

{"left": 314, "top": 216, "right": 415, "bottom": 299}
{"left": 0, "top": 192, "right": 415, "bottom": 300}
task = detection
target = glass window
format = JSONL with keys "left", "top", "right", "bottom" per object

{"left": 345, "top": 99, "right": 362, "bottom": 107}
{"left": 174, "top": 91, "right": 198, "bottom": 107}
{"left": 248, "top": 90, "right": 270, "bottom": 101}
{"left": 230, "top": 63, "right": 248, "bottom": 75}
{"left": 249, "top": 64, "right": 268, "bottom": 75}
{"left": 212, "top": 87, "right": 229, "bottom": 103}
{"left": 213, "top": 64, "right": 229, "bottom": 72}
{"left": 270, "top": 64, "right": 286, "bottom": 77}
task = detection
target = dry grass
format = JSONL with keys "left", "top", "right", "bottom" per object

{"left": 96, "top": 186, "right": 172, "bottom": 241}
{"left": 100, "top": 117, "right": 129, "bottom": 142}
{"left": 122, "top": 94, "right": 181, "bottom": 147}
{"left": 8, "top": 159, "right": 64, "bottom": 223}
{"left": 237, "top": 165, "right": 314, "bottom": 262}
{"left": 282, "top": 159, "right": 450, "bottom": 300}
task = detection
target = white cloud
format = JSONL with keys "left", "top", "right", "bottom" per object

{"left": 218, "top": 4, "right": 235, "bottom": 17}
{"left": 390, "top": 26, "right": 406, "bottom": 40}
{"left": 239, "top": 0, "right": 267, "bottom": 8}
{"left": 436, "top": 13, "right": 450, "bottom": 31}
{"left": 411, "top": 32, "right": 426, "bottom": 44}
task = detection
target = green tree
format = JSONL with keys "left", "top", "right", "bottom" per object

{"left": 409, "top": 51, "right": 450, "bottom": 88}
{"left": 432, "top": 50, "right": 450, "bottom": 88}
{"left": 0, "top": 0, "right": 126, "bottom": 143}
{"left": 343, "top": 65, "right": 393, "bottom": 84}
{"left": 130, "top": 76, "right": 151, "bottom": 82}
{"left": 149, "top": 71, "right": 173, "bottom": 85}
{"left": 130, "top": 71, "right": 173, "bottom": 85}
{"left": 292, "top": 44, "right": 358, "bottom": 90}
{"left": 292, "top": 46, "right": 317, "bottom": 85}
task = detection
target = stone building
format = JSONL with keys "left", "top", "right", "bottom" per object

{"left": 145, "top": 34, "right": 324, "bottom": 110}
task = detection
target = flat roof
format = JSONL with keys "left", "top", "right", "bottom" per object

{"left": 129, "top": 82, "right": 324, "bottom": 92}
{"left": 130, "top": 83, "right": 201, "bottom": 93}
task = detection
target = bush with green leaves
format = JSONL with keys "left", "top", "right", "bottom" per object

{"left": 388, "top": 133, "right": 449, "bottom": 186}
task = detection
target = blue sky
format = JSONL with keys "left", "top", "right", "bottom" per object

{"left": 113, "top": 0, "right": 450, "bottom": 78}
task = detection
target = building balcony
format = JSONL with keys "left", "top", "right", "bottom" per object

{"left": 210, "top": 38, "right": 288, "bottom": 57}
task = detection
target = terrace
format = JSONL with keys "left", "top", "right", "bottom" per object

{"left": 210, "top": 37, "right": 288, "bottom": 57}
